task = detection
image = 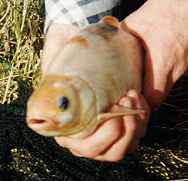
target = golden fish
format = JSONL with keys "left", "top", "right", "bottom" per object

{"left": 26, "top": 16, "right": 145, "bottom": 138}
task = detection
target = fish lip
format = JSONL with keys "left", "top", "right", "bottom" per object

{"left": 26, "top": 116, "right": 79, "bottom": 137}
{"left": 26, "top": 117, "right": 69, "bottom": 137}
{"left": 26, "top": 115, "right": 58, "bottom": 129}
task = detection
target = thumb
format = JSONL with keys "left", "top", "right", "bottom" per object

{"left": 122, "top": 15, "right": 175, "bottom": 109}
{"left": 120, "top": 19, "right": 172, "bottom": 109}
{"left": 143, "top": 51, "right": 173, "bottom": 109}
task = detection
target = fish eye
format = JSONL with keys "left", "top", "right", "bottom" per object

{"left": 58, "top": 96, "right": 69, "bottom": 110}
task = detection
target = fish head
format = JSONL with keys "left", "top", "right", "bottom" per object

{"left": 26, "top": 75, "right": 83, "bottom": 137}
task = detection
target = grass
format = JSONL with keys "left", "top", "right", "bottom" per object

{"left": 0, "top": 0, "right": 188, "bottom": 180}
{"left": 0, "top": 0, "right": 42, "bottom": 104}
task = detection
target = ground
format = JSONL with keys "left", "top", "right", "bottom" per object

{"left": 0, "top": 0, "right": 188, "bottom": 180}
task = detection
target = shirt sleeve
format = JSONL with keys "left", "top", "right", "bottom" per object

{"left": 44, "top": 0, "right": 120, "bottom": 33}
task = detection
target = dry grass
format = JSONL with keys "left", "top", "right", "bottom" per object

{"left": 0, "top": 0, "right": 43, "bottom": 104}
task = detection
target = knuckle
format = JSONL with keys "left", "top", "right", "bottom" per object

{"left": 108, "top": 128, "right": 121, "bottom": 140}
{"left": 119, "top": 97, "right": 131, "bottom": 106}
{"left": 128, "top": 123, "right": 137, "bottom": 133}
{"left": 107, "top": 154, "right": 124, "bottom": 162}
{"left": 107, "top": 121, "right": 123, "bottom": 139}
{"left": 55, "top": 139, "right": 67, "bottom": 148}
{"left": 79, "top": 148, "right": 98, "bottom": 158}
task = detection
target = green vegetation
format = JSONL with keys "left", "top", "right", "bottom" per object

{"left": 0, "top": 0, "right": 188, "bottom": 180}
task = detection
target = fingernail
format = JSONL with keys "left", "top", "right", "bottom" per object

{"left": 127, "top": 89, "right": 138, "bottom": 98}
{"left": 119, "top": 97, "right": 132, "bottom": 108}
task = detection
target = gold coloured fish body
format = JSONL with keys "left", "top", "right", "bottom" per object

{"left": 27, "top": 16, "right": 145, "bottom": 137}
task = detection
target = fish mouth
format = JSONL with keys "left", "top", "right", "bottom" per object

{"left": 26, "top": 113, "right": 94, "bottom": 137}
{"left": 26, "top": 115, "right": 80, "bottom": 137}
{"left": 27, "top": 116, "right": 55, "bottom": 128}
{"left": 26, "top": 116, "right": 64, "bottom": 136}
{"left": 28, "top": 119, "right": 46, "bottom": 124}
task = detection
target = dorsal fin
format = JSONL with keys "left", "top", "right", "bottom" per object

{"left": 100, "top": 16, "right": 119, "bottom": 28}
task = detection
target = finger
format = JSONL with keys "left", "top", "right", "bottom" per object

{"left": 55, "top": 117, "right": 123, "bottom": 158}
{"left": 127, "top": 89, "right": 150, "bottom": 120}
{"left": 94, "top": 91, "right": 151, "bottom": 162}
{"left": 126, "top": 89, "right": 150, "bottom": 137}
{"left": 94, "top": 97, "right": 140, "bottom": 162}
{"left": 120, "top": 90, "right": 150, "bottom": 122}
{"left": 142, "top": 36, "right": 176, "bottom": 109}
{"left": 70, "top": 149, "right": 83, "bottom": 157}
{"left": 95, "top": 117, "right": 140, "bottom": 162}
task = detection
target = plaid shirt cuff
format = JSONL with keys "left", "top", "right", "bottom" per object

{"left": 44, "top": 0, "right": 120, "bottom": 33}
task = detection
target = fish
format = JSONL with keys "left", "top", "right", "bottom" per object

{"left": 26, "top": 16, "right": 145, "bottom": 138}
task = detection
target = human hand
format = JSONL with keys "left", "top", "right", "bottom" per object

{"left": 41, "top": 24, "right": 79, "bottom": 75}
{"left": 55, "top": 90, "right": 150, "bottom": 162}
{"left": 42, "top": 19, "right": 150, "bottom": 162}
{"left": 122, "top": 0, "right": 188, "bottom": 108}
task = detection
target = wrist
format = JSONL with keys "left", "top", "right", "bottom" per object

{"left": 123, "top": 0, "right": 188, "bottom": 79}
{"left": 121, "top": 0, "right": 188, "bottom": 108}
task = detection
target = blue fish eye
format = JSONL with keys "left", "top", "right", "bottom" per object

{"left": 58, "top": 96, "right": 69, "bottom": 110}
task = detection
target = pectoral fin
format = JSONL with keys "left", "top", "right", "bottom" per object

{"left": 96, "top": 105, "right": 145, "bottom": 123}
